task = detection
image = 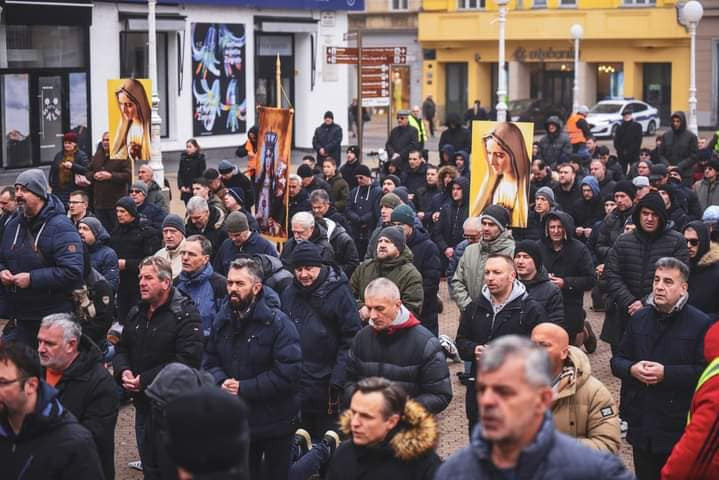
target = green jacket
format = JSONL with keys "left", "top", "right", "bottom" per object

{"left": 326, "top": 174, "right": 350, "bottom": 212}
{"left": 450, "top": 229, "right": 515, "bottom": 311}
{"left": 350, "top": 247, "right": 424, "bottom": 317}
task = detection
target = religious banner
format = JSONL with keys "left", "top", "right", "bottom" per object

{"left": 470, "top": 121, "right": 534, "bottom": 228}
{"left": 191, "top": 23, "right": 247, "bottom": 136}
{"left": 107, "top": 78, "right": 152, "bottom": 162}
{"left": 255, "top": 106, "right": 293, "bottom": 241}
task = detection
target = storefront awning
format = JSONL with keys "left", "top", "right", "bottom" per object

{"left": 3, "top": 0, "right": 93, "bottom": 25}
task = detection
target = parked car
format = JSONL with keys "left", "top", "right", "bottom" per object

{"left": 587, "top": 99, "right": 660, "bottom": 138}
{"left": 509, "top": 98, "right": 568, "bottom": 132}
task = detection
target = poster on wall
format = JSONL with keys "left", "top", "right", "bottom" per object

{"left": 191, "top": 23, "right": 247, "bottom": 136}
{"left": 107, "top": 78, "right": 152, "bottom": 163}
{"left": 255, "top": 106, "right": 293, "bottom": 242}
{"left": 470, "top": 121, "right": 534, "bottom": 228}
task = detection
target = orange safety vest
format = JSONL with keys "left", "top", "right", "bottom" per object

{"left": 567, "top": 113, "right": 587, "bottom": 145}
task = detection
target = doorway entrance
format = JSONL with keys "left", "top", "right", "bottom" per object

{"left": 445, "top": 62, "right": 468, "bottom": 118}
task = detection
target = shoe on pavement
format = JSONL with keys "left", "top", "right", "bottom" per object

{"left": 583, "top": 321, "right": 597, "bottom": 354}
{"left": 128, "top": 460, "right": 142, "bottom": 471}
{"left": 294, "top": 428, "right": 312, "bottom": 458}
{"left": 322, "top": 430, "right": 341, "bottom": 456}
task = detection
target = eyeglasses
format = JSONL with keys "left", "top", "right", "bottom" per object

{"left": 687, "top": 238, "right": 700, "bottom": 246}
{"left": 0, "top": 377, "right": 25, "bottom": 388}
{"left": 129, "top": 189, "right": 144, "bottom": 194}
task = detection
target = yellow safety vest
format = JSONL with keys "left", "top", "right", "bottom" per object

{"left": 687, "top": 357, "right": 719, "bottom": 424}
{"left": 408, "top": 115, "right": 427, "bottom": 144}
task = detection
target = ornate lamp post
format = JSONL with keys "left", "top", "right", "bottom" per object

{"left": 147, "top": 0, "right": 164, "bottom": 186}
{"left": 496, "top": 0, "right": 509, "bottom": 122}
{"left": 683, "top": 0, "right": 703, "bottom": 135}
{"left": 570, "top": 23, "right": 583, "bottom": 114}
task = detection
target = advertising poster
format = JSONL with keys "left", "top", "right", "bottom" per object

{"left": 470, "top": 121, "right": 534, "bottom": 228}
{"left": 191, "top": 23, "right": 247, "bottom": 136}
{"left": 255, "top": 106, "right": 293, "bottom": 242}
{"left": 107, "top": 78, "right": 152, "bottom": 163}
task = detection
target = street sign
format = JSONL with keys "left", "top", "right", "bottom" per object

{"left": 325, "top": 46, "right": 408, "bottom": 65}
{"left": 362, "top": 97, "right": 390, "bottom": 107}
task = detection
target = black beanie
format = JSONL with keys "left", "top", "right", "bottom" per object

{"left": 297, "top": 164, "right": 314, "bottom": 178}
{"left": 633, "top": 191, "right": 668, "bottom": 230}
{"left": 613, "top": 180, "right": 636, "bottom": 200}
{"left": 514, "top": 240, "right": 543, "bottom": 271}
{"left": 378, "top": 226, "right": 406, "bottom": 252}
{"left": 116, "top": 196, "right": 137, "bottom": 218}
{"left": 480, "top": 204, "right": 510, "bottom": 231}
{"left": 291, "top": 241, "right": 324, "bottom": 269}
{"left": 383, "top": 174, "right": 401, "bottom": 187}
{"left": 355, "top": 164, "right": 371, "bottom": 178}
{"left": 324, "top": 110, "right": 334, "bottom": 120}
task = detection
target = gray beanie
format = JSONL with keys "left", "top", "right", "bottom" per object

{"left": 535, "top": 186, "right": 555, "bottom": 206}
{"left": 218, "top": 159, "right": 235, "bottom": 174}
{"left": 378, "top": 226, "right": 406, "bottom": 252}
{"left": 225, "top": 211, "right": 249, "bottom": 233}
{"left": 79, "top": 217, "right": 104, "bottom": 240}
{"left": 15, "top": 168, "right": 49, "bottom": 199}
{"left": 162, "top": 214, "right": 186, "bottom": 236}
{"left": 131, "top": 181, "right": 148, "bottom": 197}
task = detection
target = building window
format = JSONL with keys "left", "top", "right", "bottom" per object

{"left": 0, "top": 25, "right": 85, "bottom": 69}
{"left": 533, "top": 0, "right": 547, "bottom": 7}
{"left": 560, "top": 0, "right": 576, "bottom": 6}
{"left": 623, "top": 0, "right": 655, "bottom": 5}
{"left": 458, "top": 0, "right": 484, "bottom": 9}
{"left": 391, "top": 0, "right": 408, "bottom": 10}
{"left": 1, "top": 74, "right": 32, "bottom": 168}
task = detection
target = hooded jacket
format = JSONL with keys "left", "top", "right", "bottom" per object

{"left": 538, "top": 116, "right": 572, "bottom": 167}
{"left": 693, "top": 175, "right": 719, "bottom": 212}
{"left": 312, "top": 121, "right": 343, "bottom": 165}
{"left": 326, "top": 173, "right": 350, "bottom": 211}
{"left": 175, "top": 262, "right": 227, "bottom": 336}
{"left": 552, "top": 346, "right": 620, "bottom": 453}
{"left": 401, "top": 161, "right": 429, "bottom": 195}
{"left": 438, "top": 113, "right": 471, "bottom": 154}
{"left": 281, "top": 223, "right": 336, "bottom": 268}
{"left": 450, "top": 229, "right": 515, "bottom": 311}
{"left": 595, "top": 204, "right": 634, "bottom": 263}
{"left": 0, "top": 194, "right": 84, "bottom": 321}
{"left": 407, "top": 226, "right": 442, "bottom": 334}
{"left": 521, "top": 266, "right": 564, "bottom": 326}
{"left": 433, "top": 176, "right": 469, "bottom": 252}
{"left": 86, "top": 220, "right": 119, "bottom": 292}
{"left": 435, "top": 411, "right": 634, "bottom": 480}
{"left": 213, "top": 232, "right": 278, "bottom": 277}
{"left": 346, "top": 182, "right": 383, "bottom": 240}
{"left": 0, "top": 382, "right": 104, "bottom": 480}
{"left": 327, "top": 400, "right": 441, "bottom": 480}
{"left": 660, "top": 111, "right": 699, "bottom": 181}
{"left": 570, "top": 176, "right": 604, "bottom": 230}
{"left": 684, "top": 221, "right": 719, "bottom": 317}
{"left": 614, "top": 117, "right": 643, "bottom": 167}
{"left": 453, "top": 150, "right": 470, "bottom": 180}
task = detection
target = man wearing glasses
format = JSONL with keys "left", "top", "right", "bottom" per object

{"left": 385, "top": 110, "right": 419, "bottom": 171}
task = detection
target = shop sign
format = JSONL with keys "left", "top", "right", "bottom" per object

{"left": 512, "top": 46, "right": 574, "bottom": 63}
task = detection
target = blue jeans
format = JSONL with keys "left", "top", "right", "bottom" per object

{"left": 289, "top": 441, "right": 333, "bottom": 480}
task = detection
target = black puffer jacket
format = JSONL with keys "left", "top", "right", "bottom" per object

{"left": 438, "top": 114, "right": 471, "bottom": 153}
{"left": 312, "top": 122, "right": 343, "bottom": 164}
{"left": 685, "top": 221, "right": 719, "bottom": 317}
{"left": 538, "top": 116, "right": 572, "bottom": 168}
{"left": 659, "top": 111, "right": 699, "bottom": 182}
{"left": 432, "top": 176, "right": 469, "bottom": 252}
{"left": 177, "top": 152, "right": 206, "bottom": 203}
{"left": 613, "top": 119, "right": 643, "bottom": 168}
{"left": 595, "top": 206, "right": 633, "bottom": 264}
{"left": 346, "top": 183, "right": 383, "bottom": 241}
{"left": 345, "top": 311, "right": 452, "bottom": 414}
{"left": 322, "top": 218, "right": 360, "bottom": 277}
{"left": 407, "top": 226, "right": 441, "bottom": 334}
{"left": 522, "top": 267, "right": 564, "bottom": 326}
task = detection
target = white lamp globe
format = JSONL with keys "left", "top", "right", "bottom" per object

{"left": 684, "top": 1, "right": 704, "bottom": 23}
{"left": 570, "top": 24, "right": 584, "bottom": 40}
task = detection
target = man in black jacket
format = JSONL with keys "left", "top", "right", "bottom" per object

{"left": 184, "top": 196, "right": 228, "bottom": 261}
{"left": 401, "top": 150, "right": 428, "bottom": 197}
{"left": 0, "top": 342, "right": 104, "bottom": 479}
{"left": 552, "top": 162, "right": 581, "bottom": 213}
{"left": 218, "top": 159, "right": 255, "bottom": 210}
{"left": 433, "top": 176, "right": 469, "bottom": 272}
{"left": 346, "top": 165, "right": 383, "bottom": 258}
{"left": 415, "top": 164, "right": 441, "bottom": 227}
{"left": 514, "top": 241, "right": 564, "bottom": 326}
{"left": 312, "top": 111, "right": 343, "bottom": 167}
{"left": 37, "top": 313, "right": 119, "bottom": 480}
{"left": 660, "top": 111, "right": 698, "bottom": 185}
{"left": 438, "top": 112, "right": 471, "bottom": 154}
{"left": 281, "top": 211, "right": 335, "bottom": 268}
{"left": 113, "top": 256, "right": 203, "bottom": 473}
{"left": 310, "top": 190, "right": 359, "bottom": 277}
{"left": 595, "top": 180, "right": 636, "bottom": 264}
{"left": 611, "top": 257, "right": 711, "bottom": 480}
{"left": 613, "top": 107, "right": 643, "bottom": 171}
{"left": 340, "top": 145, "right": 361, "bottom": 189}
{"left": 386, "top": 110, "right": 420, "bottom": 170}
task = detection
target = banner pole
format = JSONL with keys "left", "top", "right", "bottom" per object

{"left": 276, "top": 53, "right": 282, "bottom": 109}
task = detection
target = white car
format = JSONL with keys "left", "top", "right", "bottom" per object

{"left": 587, "top": 99, "right": 660, "bottom": 139}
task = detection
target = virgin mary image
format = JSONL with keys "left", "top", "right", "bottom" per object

{"left": 111, "top": 78, "right": 152, "bottom": 162}
{"left": 473, "top": 122, "right": 530, "bottom": 227}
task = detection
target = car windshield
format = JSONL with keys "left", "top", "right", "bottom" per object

{"left": 590, "top": 103, "right": 623, "bottom": 114}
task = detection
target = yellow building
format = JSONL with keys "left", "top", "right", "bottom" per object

{"left": 419, "top": 0, "right": 693, "bottom": 126}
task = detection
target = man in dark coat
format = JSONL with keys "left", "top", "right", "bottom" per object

{"left": 514, "top": 240, "right": 564, "bottom": 325}
{"left": 281, "top": 211, "right": 335, "bottom": 268}
{"left": 214, "top": 211, "right": 278, "bottom": 277}
{"left": 90, "top": 131, "right": 131, "bottom": 231}
{"left": 322, "top": 157, "right": 350, "bottom": 212}
{"left": 345, "top": 165, "right": 383, "bottom": 258}
{"left": 184, "top": 196, "right": 227, "bottom": 261}
{"left": 312, "top": 110, "right": 343, "bottom": 167}
{"left": 0, "top": 342, "right": 105, "bottom": 479}
{"left": 415, "top": 164, "right": 441, "bottom": 228}
{"left": 113, "top": 256, "right": 203, "bottom": 474}
{"left": 611, "top": 257, "right": 711, "bottom": 480}
{"left": 298, "top": 164, "right": 331, "bottom": 196}
{"left": 218, "top": 159, "right": 255, "bottom": 210}
{"left": 79, "top": 217, "right": 120, "bottom": 292}
{"left": 400, "top": 150, "right": 429, "bottom": 196}
{"left": 391, "top": 205, "right": 442, "bottom": 335}
{"left": 538, "top": 116, "right": 572, "bottom": 168}
{"left": 423, "top": 95, "right": 436, "bottom": 137}
{"left": 433, "top": 176, "right": 469, "bottom": 272}
{"left": 552, "top": 162, "right": 581, "bottom": 213}
{"left": 569, "top": 175, "right": 604, "bottom": 244}
{"left": 683, "top": 220, "right": 719, "bottom": 317}
{"left": 613, "top": 107, "right": 643, "bottom": 171}
{"left": 438, "top": 112, "right": 471, "bottom": 154}
{"left": 37, "top": 314, "right": 119, "bottom": 480}
{"left": 386, "top": 110, "right": 420, "bottom": 170}
{"left": 340, "top": 145, "right": 361, "bottom": 190}
{"left": 529, "top": 158, "right": 558, "bottom": 207}
{"left": 288, "top": 175, "right": 312, "bottom": 225}
{"left": 129, "top": 180, "right": 165, "bottom": 229}
{"left": 0, "top": 169, "right": 84, "bottom": 346}
{"left": 204, "top": 258, "right": 301, "bottom": 480}
{"left": 660, "top": 111, "right": 698, "bottom": 185}
{"left": 310, "top": 190, "right": 359, "bottom": 277}
{"left": 344, "top": 277, "right": 452, "bottom": 414}
{"left": 595, "top": 180, "right": 636, "bottom": 264}
{"left": 281, "top": 243, "right": 361, "bottom": 439}
{"left": 602, "top": 192, "right": 690, "bottom": 352}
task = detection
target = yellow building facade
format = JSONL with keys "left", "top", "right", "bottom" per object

{"left": 419, "top": 0, "right": 692, "bottom": 124}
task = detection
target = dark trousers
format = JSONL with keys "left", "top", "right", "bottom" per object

{"left": 249, "top": 433, "right": 294, "bottom": 480}
{"left": 633, "top": 446, "right": 670, "bottom": 480}
{"left": 95, "top": 208, "right": 117, "bottom": 233}
{"left": 300, "top": 411, "right": 338, "bottom": 441}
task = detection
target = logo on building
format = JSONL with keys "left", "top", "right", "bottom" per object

{"left": 512, "top": 47, "right": 575, "bottom": 63}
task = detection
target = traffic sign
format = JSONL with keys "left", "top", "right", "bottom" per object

{"left": 325, "top": 46, "right": 408, "bottom": 65}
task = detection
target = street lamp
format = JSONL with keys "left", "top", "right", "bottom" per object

{"left": 570, "top": 23, "right": 583, "bottom": 114}
{"left": 147, "top": 0, "right": 165, "bottom": 187}
{"left": 683, "top": 0, "right": 703, "bottom": 135}
{"left": 496, "top": 0, "right": 509, "bottom": 122}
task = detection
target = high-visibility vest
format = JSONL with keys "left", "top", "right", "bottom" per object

{"left": 408, "top": 115, "right": 427, "bottom": 144}
{"left": 567, "top": 113, "right": 587, "bottom": 145}
{"left": 714, "top": 131, "right": 719, "bottom": 155}
{"left": 687, "top": 357, "right": 719, "bottom": 424}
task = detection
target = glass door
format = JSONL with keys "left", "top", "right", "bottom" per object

{"left": 445, "top": 62, "right": 468, "bottom": 118}
{"left": 1, "top": 74, "right": 33, "bottom": 168}
{"left": 37, "top": 75, "right": 64, "bottom": 164}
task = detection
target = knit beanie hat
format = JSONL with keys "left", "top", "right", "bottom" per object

{"left": 347, "top": 145, "right": 359, "bottom": 156}
{"left": 224, "top": 211, "right": 249, "bottom": 234}
{"left": 383, "top": 174, "right": 401, "bottom": 187}
{"left": 355, "top": 164, "right": 372, "bottom": 178}
{"left": 535, "top": 186, "right": 556, "bottom": 206}
{"left": 378, "top": 226, "right": 406, "bottom": 252}
{"left": 162, "top": 214, "right": 186, "bottom": 236}
{"left": 613, "top": 180, "right": 636, "bottom": 200}
{"left": 633, "top": 191, "right": 668, "bottom": 230}
{"left": 291, "top": 241, "right": 324, "bottom": 269}
{"left": 514, "top": 240, "right": 543, "bottom": 271}
{"left": 218, "top": 159, "right": 235, "bottom": 174}
{"left": 379, "top": 193, "right": 402, "bottom": 210}
{"left": 324, "top": 110, "right": 334, "bottom": 120}
{"left": 226, "top": 187, "right": 245, "bottom": 205}
{"left": 297, "top": 164, "right": 314, "bottom": 178}
{"left": 632, "top": 176, "right": 650, "bottom": 188}
{"left": 203, "top": 168, "right": 220, "bottom": 181}
{"left": 79, "top": 217, "right": 104, "bottom": 240}
{"left": 390, "top": 204, "right": 415, "bottom": 226}
{"left": 15, "top": 168, "right": 49, "bottom": 200}
{"left": 480, "top": 204, "right": 510, "bottom": 232}
{"left": 131, "top": 181, "right": 148, "bottom": 197}
{"left": 115, "top": 196, "right": 137, "bottom": 218}
{"left": 580, "top": 176, "right": 600, "bottom": 197}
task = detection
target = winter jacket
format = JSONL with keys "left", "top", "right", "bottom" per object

{"left": 456, "top": 281, "right": 547, "bottom": 421}
{"left": 611, "top": 297, "right": 711, "bottom": 454}
{"left": 553, "top": 182, "right": 582, "bottom": 214}
{"left": 660, "top": 111, "right": 699, "bottom": 182}
{"left": 693, "top": 178, "right": 719, "bottom": 212}
{"left": 80, "top": 267, "right": 116, "bottom": 346}
{"left": 432, "top": 176, "right": 469, "bottom": 252}
{"left": 281, "top": 265, "right": 361, "bottom": 414}
{"left": 281, "top": 223, "right": 336, "bottom": 268}
{"left": 49, "top": 148, "right": 90, "bottom": 206}
{"left": 570, "top": 196, "right": 604, "bottom": 231}
{"left": 346, "top": 183, "right": 382, "bottom": 240}
{"left": 415, "top": 182, "right": 441, "bottom": 224}
{"left": 89, "top": 145, "right": 130, "bottom": 209}
{"left": 435, "top": 411, "right": 634, "bottom": 480}
{"left": 407, "top": 226, "right": 441, "bottom": 334}
{"left": 175, "top": 263, "right": 227, "bottom": 336}
{"left": 538, "top": 211, "right": 595, "bottom": 336}
{"left": 312, "top": 122, "right": 343, "bottom": 164}
{"left": 185, "top": 220, "right": 227, "bottom": 263}
{"left": 320, "top": 217, "right": 360, "bottom": 278}
{"left": 401, "top": 162, "right": 428, "bottom": 195}
{"left": 538, "top": 116, "right": 572, "bottom": 167}
{"left": 662, "top": 323, "right": 719, "bottom": 479}
{"left": 0, "top": 194, "right": 84, "bottom": 321}
{"left": 213, "top": 233, "right": 278, "bottom": 277}
{"left": 0, "top": 382, "right": 104, "bottom": 480}
{"left": 288, "top": 188, "right": 312, "bottom": 225}
{"left": 51, "top": 347, "right": 120, "bottom": 480}
{"left": 344, "top": 309, "right": 452, "bottom": 414}
{"left": 145, "top": 179, "right": 169, "bottom": 215}
{"left": 450, "top": 229, "right": 515, "bottom": 311}
{"left": 386, "top": 125, "right": 420, "bottom": 165}
{"left": 350, "top": 247, "right": 424, "bottom": 317}
{"left": 137, "top": 200, "right": 165, "bottom": 229}
{"left": 595, "top": 206, "right": 633, "bottom": 263}
{"left": 204, "top": 290, "right": 302, "bottom": 438}
{"left": 685, "top": 222, "right": 719, "bottom": 317}
{"left": 154, "top": 239, "right": 185, "bottom": 279}
{"left": 222, "top": 170, "right": 255, "bottom": 209}
{"left": 112, "top": 288, "right": 204, "bottom": 405}
{"left": 614, "top": 119, "right": 643, "bottom": 167}
{"left": 340, "top": 159, "right": 361, "bottom": 190}
{"left": 177, "top": 152, "right": 206, "bottom": 203}
{"left": 327, "top": 400, "right": 441, "bottom": 480}
{"left": 86, "top": 223, "right": 119, "bottom": 292}
{"left": 326, "top": 174, "right": 350, "bottom": 211}
{"left": 552, "top": 346, "right": 620, "bottom": 453}
{"left": 521, "top": 267, "right": 564, "bottom": 326}
{"left": 438, "top": 121, "right": 471, "bottom": 154}
{"left": 304, "top": 176, "right": 332, "bottom": 197}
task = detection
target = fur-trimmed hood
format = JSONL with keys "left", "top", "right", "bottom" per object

{"left": 698, "top": 241, "right": 719, "bottom": 269}
{"left": 339, "top": 399, "right": 438, "bottom": 461}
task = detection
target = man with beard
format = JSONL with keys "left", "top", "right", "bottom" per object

{"left": 340, "top": 145, "right": 361, "bottom": 189}
{"left": 660, "top": 111, "right": 699, "bottom": 185}
{"left": 204, "top": 258, "right": 301, "bottom": 480}
{"left": 570, "top": 176, "right": 604, "bottom": 243}
{"left": 552, "top": 162, "right": 581, "bottom": 213}
{"left": 415, "top": 164, "right": 441, "bottom": 227}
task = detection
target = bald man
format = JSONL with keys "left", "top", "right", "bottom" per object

{"left": 531, "top": 323, "right": 621, "bottom": 453}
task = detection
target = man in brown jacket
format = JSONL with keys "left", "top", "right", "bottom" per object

{"left": 531, "top": 322, "right": 621, "bottom": 453}
{"left": 90, "top": 131, "right": 130, "bottom": 231}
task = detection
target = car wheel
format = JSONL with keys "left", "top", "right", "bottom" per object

{"left": 611, "top": 124, "right": 618, "bottom": 139}
{"left": 647, "top": 121, "right": 656, "bottom": 136}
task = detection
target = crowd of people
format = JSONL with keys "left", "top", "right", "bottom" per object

{"left": 1, "top": 105, "right": 719, "bottom": 480}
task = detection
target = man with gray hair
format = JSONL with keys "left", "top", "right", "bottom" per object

{"left": 436, "top": 335, "right": 634, "bottom": 479}
{"left": 185, "top": 195, "right": 228, "bottom": 261}
{"left": 611, "top": 257, "right": 712, "bottom": 479}
{"left": 37, "top": 313, "right": 119, "bottom": 480}
{"left": 344, "top": 277, "right": 451, "bottom": 414}
{"left": 280, "top": 210, "right": 335, "bottom": 268}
